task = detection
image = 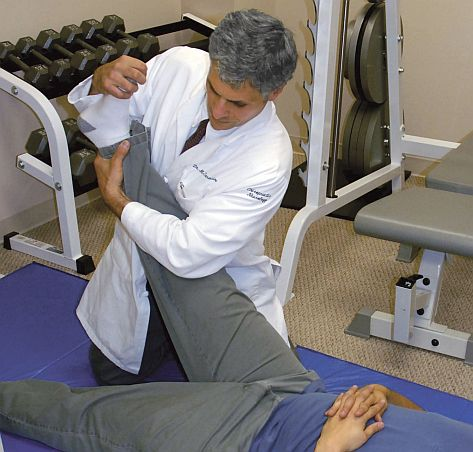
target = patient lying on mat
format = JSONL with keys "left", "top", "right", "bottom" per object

{"left": 0, "top": 248, "right": 472, "bottom": 452}
{"left": 1, "top": 137, "right": 473, "bottom": 450}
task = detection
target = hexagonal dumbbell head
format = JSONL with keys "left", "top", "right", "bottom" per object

{"left": 59, "top": 24, "right": 83, "bottom": 45}
{"left": 25, "top": 127, "right": 50, "bottom": 161}
{"left": 137, "top": 33, "right": 160, "bottom": 61}
{"left": 49, "top": 58, "right": 73, "bottom": 80}
{"left": 36, "top": 29, "right": 62, "bottom": 51}
{"left": 0, "top": 41, "right": 15, "bottom": 61}
{"left": 14, "top": 36, "right": 36, "bottom": 56}
{"left": 80, "top": 19, "right": 104, "bottom": 40}
{"left": 70, "top": 148, "right": 97, "bottom": 187}
{"left": 101, "top": 15, "right": 126, "bottom": 35}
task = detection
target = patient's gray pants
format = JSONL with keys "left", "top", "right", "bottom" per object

{"left": 0, "top": 123, "right": 318, "bottom": 452}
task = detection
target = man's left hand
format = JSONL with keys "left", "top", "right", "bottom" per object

{"left": 94, "top": 140, "right": 132, "bottom": 218}
{"left": 325, "top": 384, "right": 388, "bottom": 422}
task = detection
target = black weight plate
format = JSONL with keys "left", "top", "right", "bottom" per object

{"left": 343, "top": 20, "right": 355, "bottom": 79}
{"left": 353, "top": 102, "right": 371, "bottom": 174}
{"left": 341, "top": 100, "right": 362, "bottom": 168}
{"left": 360, "top": 2, "right": 388, "bottom": 104}
{"left": 359, "top": 103, "right": 389, "bottom": 174}
{"left": 347, "top": 3, "right": 373, "bottom": 100}
{"left": 349, "top": 101, "right": 369, "bottom": 172}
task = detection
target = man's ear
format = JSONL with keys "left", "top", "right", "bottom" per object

{"left": 267, "top": 85, "right": 286, "bottom": 101}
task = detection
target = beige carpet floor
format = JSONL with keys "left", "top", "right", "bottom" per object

{"left": 1, "top": 178, "right": 472, "bottom": 400}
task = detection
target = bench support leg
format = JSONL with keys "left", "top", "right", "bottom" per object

{"left": 346, "top": 250, "right": 473, "bottom": 365}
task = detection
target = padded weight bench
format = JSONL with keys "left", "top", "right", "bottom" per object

{"left": 346, "top": 134, "right": 473, "bottom": 364}
{"left": 426, "top": 130, "right": 473, "bottom": 195}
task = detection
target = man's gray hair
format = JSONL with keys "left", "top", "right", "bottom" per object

{"left": 208, "top": 9, "right": 297, "bottom": 99}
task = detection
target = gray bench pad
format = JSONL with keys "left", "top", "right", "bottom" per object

{"left": 426, "top": 130, "right": 473, "bottom": 194}
{"left": 354, "top": 187, "right": 473, "bottom": 257}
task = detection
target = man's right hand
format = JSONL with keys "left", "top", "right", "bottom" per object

{"left": 315, "top": 397, "right": 385, "bottom": 452}
{"left": 90, "top": 55, "right": 148, "bottom": 99}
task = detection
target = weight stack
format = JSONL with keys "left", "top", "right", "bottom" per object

{"left": 282, "top": 0, "right": 402, "bottom": 220}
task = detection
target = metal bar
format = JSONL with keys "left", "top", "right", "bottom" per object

{"left": 0, "top": 67, "right": 83, "bottom": 261}
{"left": 131, "top": 20, "right": 191, "bottom": 37}
{"left": 402, "top": 134, "right": 459, "bottom": 160}
{"left": 8, "top": 234, "right": 81, "bottom": 271}
{"left": 306, "top": 0, "right": 341, "bottom": 207}
{"left": 327, "top": 0, "right": 351, "bottom": 198}
{"left": 276, "top": 163, "right": 402, "bottom": 303}
{"left": 385, "top": 0, "right": 404, "bottom": 192}
{"left": 16, "top": 153, "right": 54, "bottom": 188}
{"left": 134, "top": 14, "right": 215, "bottom": 38}
{"left": 414, "top": 250, "right": 446, "bottom": 328}
{"left": 182, "top": 13, "right": 217, "bottom": 33}
{"left": 369, "top": 311, "right": 471, "bottom": 361}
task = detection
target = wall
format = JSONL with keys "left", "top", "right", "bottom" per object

{"left": 400, "top": 0, "right": 473, "bottom": 142}
{"left": 2, "top": 0, "right": 473, "bottom": 237}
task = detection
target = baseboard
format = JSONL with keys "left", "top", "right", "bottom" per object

{"left": 0, "top": 188, "right": 101, "bottom": 239}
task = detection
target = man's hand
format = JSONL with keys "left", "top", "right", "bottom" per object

{"left": 325, "top": 384, "right": 423, "bottom": 422}
{"left": 315, "top": 397, "right": 385, "bottom": 452}
{"left": 94, "top": 140, "right": 131, "bottom": 217}
{"left": 90, "top": 56, "right": 147, "bottom": 99}
{"left": 325, "top": 385, "right": 388, "bottom": 422}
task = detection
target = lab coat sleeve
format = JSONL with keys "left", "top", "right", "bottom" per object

{"left": 67, "top": 51, "right": 170, "bottom": 120}
{"left": 68, "top": 47, "right": 205, "bottom": 122}
{"left": 120, "top": 167, "right": 289, "bottom": 278}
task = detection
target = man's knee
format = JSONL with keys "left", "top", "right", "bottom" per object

{"left": 89, "top": 343, "right": 146, "bottom": 386}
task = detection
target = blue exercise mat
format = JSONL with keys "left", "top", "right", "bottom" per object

{"left": 1, "top": 262, "right": 472, "bottom": 451}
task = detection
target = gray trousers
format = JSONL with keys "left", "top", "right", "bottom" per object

{"left": 0, "top": 123, "right": 318, "bottom": 452}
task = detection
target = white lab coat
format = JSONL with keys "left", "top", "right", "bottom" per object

{"left": 69, "top": 47, "right": 293, "bottom": 373}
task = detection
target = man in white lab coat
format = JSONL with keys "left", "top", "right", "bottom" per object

{"left": 68, "top": 9, "right": 298, "bottom": 384}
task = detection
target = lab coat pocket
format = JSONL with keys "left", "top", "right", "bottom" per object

{"left": 174, "top": 164, "right": 214, "bottom": 211}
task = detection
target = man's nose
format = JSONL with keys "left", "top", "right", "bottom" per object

{"left": 212, "top": 98, "right": 228, "bottom": 119}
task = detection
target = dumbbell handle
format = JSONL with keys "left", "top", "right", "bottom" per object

{"left": 115, "top": 28, "right": 135, "bottom": 42}
{"left": 51, "top": 42, "right": 74, "bottom": 59}
{"left": 73, "top": 37, "right": 96, "bottom": 53}
{"left": 29, "top": 49, "right": 53, "bottom": 65}
{"left": 7, "top": 54, "right": 31, "bottom": 71}
{"left": 95, "top": 33, "right": 118, "bottom": 47}
{"left": 75, "top": 135, "right": 97, "bottom": 151}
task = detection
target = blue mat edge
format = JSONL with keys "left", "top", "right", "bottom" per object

{"left": 2, "top": 261, "right": 88, "bottom": 284}
{"left": 296, "top": 345, "right": 473, "bottom": 425}
{"left": 297, "top": 345, "right": 472, "bottom": 403}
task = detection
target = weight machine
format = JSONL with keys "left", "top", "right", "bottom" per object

{"left": 276, "top": 0, "right": 460, "bottom": 305}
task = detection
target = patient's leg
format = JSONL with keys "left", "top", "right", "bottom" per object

{"left": 0, "top": 378, "right": 285, "bottom": 452}
{"left": 121, "top": 123, "right": 315, "bottom": 391}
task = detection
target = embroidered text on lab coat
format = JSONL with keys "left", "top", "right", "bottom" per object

{"left": 192, "top": 163, "right": 218, "bottom": 182}
{"left": 247, "top": 188, "right": 271, "bottom": 203}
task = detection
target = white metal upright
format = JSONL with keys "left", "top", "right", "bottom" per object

{"left": 277, "top": 0, "right": 405, "bottom": 305}
{"left": 0, "top": 68, "right": 94, "bottom": 274}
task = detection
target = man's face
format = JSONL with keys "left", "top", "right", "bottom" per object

{"left": 206, "top": 63, "right": 271, "bottom": 130}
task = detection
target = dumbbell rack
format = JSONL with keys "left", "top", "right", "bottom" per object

{"left": 1, "top": 13, "right": 215, "bottom": 275}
